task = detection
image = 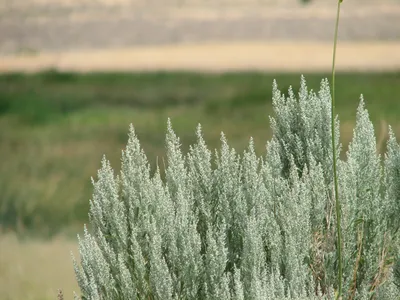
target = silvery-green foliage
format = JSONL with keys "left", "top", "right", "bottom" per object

{"left": 384, "top": 127, "right": 400, "bottom": 233}
{"left": 337, "top": 99, "right": 399, "bottom": 299}
{"left": 339, "top": 99, "right": 383, "bottom": 296}
{"left": 73, "top": 77, "right": 399, "bottom": 299}
{"left": 269, "top": 76, "right": 340, "bottom": 184}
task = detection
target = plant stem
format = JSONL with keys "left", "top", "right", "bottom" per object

{"left": 331, "top": 0, "right": 343, "bottom": 299}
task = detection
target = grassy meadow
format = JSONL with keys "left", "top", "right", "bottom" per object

{"left": 0, "top": 233, "right": 79, "bottom": 300}
{"left": 0, "top": 70, "right": 400, "bottom": 299}
{"left": 1, "top": 71, "right": 400, "bottom": 235}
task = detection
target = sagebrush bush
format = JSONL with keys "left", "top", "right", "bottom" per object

{"left": 72, "top": 77, "right": 399, "bottom": 299}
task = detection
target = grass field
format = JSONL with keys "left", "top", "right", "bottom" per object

{"left": 1, "top": 71, "right": 400, "bottom": 236}
{"left": 0, "top": 233, "right": 79, "bottom": 300}
{"left": 0, "top": 70, "right": 400, "bottom": 299}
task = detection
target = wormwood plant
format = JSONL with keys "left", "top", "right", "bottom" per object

{"left": 72, "top": 1, "right": 400, "bottom": 299}
{"left": 72, "top": 77, "right": 400, "bottom": 299}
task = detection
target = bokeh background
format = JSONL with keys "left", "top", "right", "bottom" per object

{"left": 1, "top": 0, "right": 400, "bottom": 299}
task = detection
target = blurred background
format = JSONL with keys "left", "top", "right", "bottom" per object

{"left": 1, "top": 0, "right": 400, "bottom": 299}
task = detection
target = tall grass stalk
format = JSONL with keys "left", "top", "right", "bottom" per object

{"left": 331, "top": 0, "right": 344, "bottom": 299}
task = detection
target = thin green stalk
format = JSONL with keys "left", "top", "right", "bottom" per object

{"left": 331, "top": 0, "right": 343, "bottom": 299}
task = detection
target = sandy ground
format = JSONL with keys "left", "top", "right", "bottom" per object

{"left": 1, "top": 1, "right": 400, "bottom": 72}
{"left": 1, "top": 41, "right": 400, "bottom": 73}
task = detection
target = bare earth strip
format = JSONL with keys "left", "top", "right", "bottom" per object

{"left": 1, "top": 5, "right": 399, "bottom": 54}
{"left": 1, "top": 1, "right": 399, "bottom": 72}
{"left": 1, "top": 41, "right": 400, "bottom": 73}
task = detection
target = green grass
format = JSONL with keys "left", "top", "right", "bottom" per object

{"left": 1, "top": 71, "right": 400, "bottom": 236}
